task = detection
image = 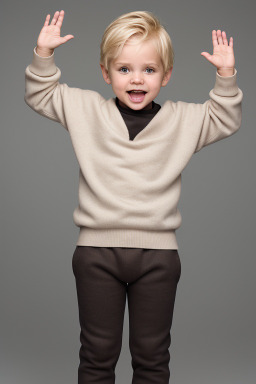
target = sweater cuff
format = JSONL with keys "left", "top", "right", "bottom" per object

{"left": 213, "top": 68, "right": 239, "bottom": 96}
{"left": 28, "top": 46, "right": 58, "bottom": 77}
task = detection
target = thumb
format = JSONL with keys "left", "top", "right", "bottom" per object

{"left": 60, "top": 35, "right": 75, "bottom": 44}
{"left": 201, "top": 51, "right": 213, "bottom": 63}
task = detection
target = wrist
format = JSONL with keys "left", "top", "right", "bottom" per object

{"left": 217, "top": 67, "right": 235, "bottom": 77}
{"left": 36, "top": 46, "right": 54, "bottom": 57}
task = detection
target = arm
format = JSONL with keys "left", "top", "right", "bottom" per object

{"left": 24, "top": 47, "right": 70, "bottom": 130}
{"left": 194, "top": 29, "right": 243, "bottom": 153}
{"left": 194, "top": 68, "right": 243, "bottom": 153}
{"left": 24, "top": 10, "right": 74, "bottom": 130}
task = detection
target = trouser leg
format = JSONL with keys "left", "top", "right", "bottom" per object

{"left": 126, "top": 248, "right": 181, "bottom": 384}
{"left": 72, "top": 246, "right": 127, "bottom": 384}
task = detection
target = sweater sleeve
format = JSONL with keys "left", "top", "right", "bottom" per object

{"left": 24, "top": 47, "right": 71, "bottom": 131}
{"left": 194, "top": 68, "right": 243, "bottom": 153}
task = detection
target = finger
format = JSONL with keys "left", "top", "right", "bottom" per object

{"left": 44, "top": 14, "right": 51, "bottom": 27}
{"left": 212, "top": 30, "right": 218, "bottom": 47}
{"left": 201, "top": 52, "right": 212, "bottom": 61}
{"left": 222, "top": 31, "right": 228, "bottom": 46}
{"left": 62, "top": 35, "right": 75, "bottom": 43}
{"left": 229, "top": 36, "right": 233, "bottom": 48}
{"left": 201, "top": 52, "right": 216, "bottom": 67}
{"left": 56, "top": 10, "right": 65, "bottom": 28}
{"left": 217, "top": 29, "right": 223, "bottom": 44}
{"left": 50, "top": 11, "right": 60, "bottom": 25}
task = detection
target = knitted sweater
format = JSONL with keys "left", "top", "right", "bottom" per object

{"left": 24, "top": 47, "right": 243, "bottom": 249}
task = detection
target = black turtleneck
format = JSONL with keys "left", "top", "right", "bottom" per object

{"left": 115, "top": 97, "right": 161, "bottom": 141}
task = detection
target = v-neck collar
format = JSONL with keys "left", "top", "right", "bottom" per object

{"left": 101, "top": 97, "right": 174, "bottom": 143}
{"left": 115, "top": 97, "right": 161, "bottom": 116}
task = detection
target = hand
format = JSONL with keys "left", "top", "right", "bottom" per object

{"left": 201, "top": 30, "right": 235, "bottom": 75}
{"left": 36, "top": 10, "right": 74, "bottom": 53}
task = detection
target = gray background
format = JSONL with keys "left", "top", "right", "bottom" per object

{"left": 1, "top": 0, "right": 255, "bottom": 383}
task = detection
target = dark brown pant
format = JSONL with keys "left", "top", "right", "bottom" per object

{"left": 72, "top": 246, "right": 181, "bottom": 384}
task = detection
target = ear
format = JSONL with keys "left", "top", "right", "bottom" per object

{"left": 161, "top": 67, "right": 173, "bottom": 87}
{"left": 100, "top": 64, "right": 112, "bottom": 84}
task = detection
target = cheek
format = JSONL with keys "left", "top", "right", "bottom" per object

{"left": 113, "top": 78, "right": 126, "bottom": 91}
{"left": 149, "top": 78, "right": 162, "bottom": 91}
{"left": 148, "top": 74, "right": 162, "bottom": 84}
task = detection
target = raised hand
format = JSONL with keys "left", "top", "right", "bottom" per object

{"left": 201, "top": 30, "right": 235, "bottom": 76}
{"left": 36, "top": 10, "right": 74, "bottom": 54}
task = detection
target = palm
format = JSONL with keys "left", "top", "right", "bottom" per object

{"left": 201, "top": 30, "right": 235, "bottom": 70}
{"left": 37, "top": 25, "right": 62, "bottom": 49}
{"left": 37, "top": 10, "right": 74, "bottom": 50}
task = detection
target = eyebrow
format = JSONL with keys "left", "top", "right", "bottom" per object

{"left": 115, "top": 62, "right": 160, "bottom": 67}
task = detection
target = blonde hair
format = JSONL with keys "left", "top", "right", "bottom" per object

{"left": 100, "top": 11, "right": 174, "bottom": 74}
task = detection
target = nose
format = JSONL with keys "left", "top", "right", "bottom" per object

{"left": 130, "top": 71, "right": 144, "bottom": 84}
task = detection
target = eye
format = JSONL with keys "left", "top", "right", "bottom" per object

{"left": 145, "top": 67, "right": 155, "bottom": 74}
{"left": 119, "top": 67, "right": 129, "bottom": 73}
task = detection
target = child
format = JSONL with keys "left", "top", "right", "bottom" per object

{"left": 24, "top": 10, "right": 243, "bottom": 384}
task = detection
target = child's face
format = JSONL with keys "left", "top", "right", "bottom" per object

{"left": 100, "top": 37, "right": 173, "bottom": 110}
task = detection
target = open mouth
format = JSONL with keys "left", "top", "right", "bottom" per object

{"left": 127, "top": 90, "right": 147, "bottom": 103}
{"left": 127, "top": 91, "right": 147, "bottom": 94}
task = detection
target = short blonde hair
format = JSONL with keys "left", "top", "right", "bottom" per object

{"left": 100, "top": 11, "right": 174, "bottom": 74}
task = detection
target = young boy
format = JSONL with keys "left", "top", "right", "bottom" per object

{"left": 24, "top": 10, "right": 243, "bottom": 384}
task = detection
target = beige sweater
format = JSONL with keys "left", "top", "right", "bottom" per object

{"left": 24, "top": 47, "right": 243, "bottom": 249}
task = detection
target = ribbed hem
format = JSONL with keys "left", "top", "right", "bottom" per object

{"left": 76, "top": 228, "right": 178, "bottom": 249}
{"left": 213, "top": 68, "right": 238, "bottom": 96}
{"left": 28, "top": 47, "right": 57, "bottom": 77}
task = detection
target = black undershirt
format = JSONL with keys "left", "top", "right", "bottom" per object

{"left": 115, "top": 97, "right": 161, "bottom": 141}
